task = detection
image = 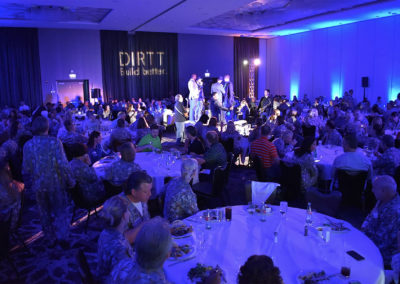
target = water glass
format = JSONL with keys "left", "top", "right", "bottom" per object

{"left": 279, "top": 201, "right": 288, "bottom": 218}
{"left": 247, "top": 202, "right": 256, "bottom": 215}
{"left": 217, "top": 208, "right": 225, "bottom": 222}
{"left": 260, "top": 204, "right": 267, "bottom": 222}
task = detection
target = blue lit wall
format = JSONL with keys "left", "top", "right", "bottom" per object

{"left": 265, "top": 14, "right": 400, "bottom": 103}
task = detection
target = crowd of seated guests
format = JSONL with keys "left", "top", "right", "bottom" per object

{"left": 3, "top": 90, "right": 400, "bottom": 281}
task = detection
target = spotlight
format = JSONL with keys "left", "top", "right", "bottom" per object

{"left": 254, "top": 58, "right": 261, "bottom": 66}
{"left": 204, "top": 70, "right": 210, "bottom": 77}
{"left": 69, "top": 69, "right": 76, "bottom": 79}
{"left": 243, "top": 59, "right": 249, "bottom": 66}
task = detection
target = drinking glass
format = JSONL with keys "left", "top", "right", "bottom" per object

{"left": 279, "top": 201, "right": 288, "bottom": 218}
{"left": 260, "top": 204, "right": 267, "bottom": 222}
{"left": 247, "top": 202, "right": 255, "bottom": 215}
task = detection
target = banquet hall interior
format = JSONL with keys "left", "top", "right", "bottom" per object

{"left": 2, "top": 0, "right": 400, "bottom": 283}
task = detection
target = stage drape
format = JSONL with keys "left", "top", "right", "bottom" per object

{"left": 100, "top": 31, "right": 178, "bottom": 101}
{"left": 0, "top": 28, "right": 42, "bottom": 108}
{"left": 234, "top": 37, "right": 259, "bottom": 100}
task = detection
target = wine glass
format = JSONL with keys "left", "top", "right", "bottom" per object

{"left": 279, "top": 201, "right": 288, "bottom": 218}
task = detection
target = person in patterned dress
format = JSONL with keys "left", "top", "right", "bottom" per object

{"left": 373, "top": 135, "right": 400, "bottom": 177}
{"left": 104, "top": 142, "right": 143, "bottom": 186}
{"left": 110, "top": 217, "right": 172, "bottom": 284}
{"left": 22, "top": 116, "right": 75, "bottom": 245}
{"left": 97, "top": 195, "right": 134, "bottom": 281}
{"left": 121, "top": 171, "right": 152, "bottom": 230}
{"left": 163, "top": 158, "right": 199, "bottom": 222}
{"left": 69, "top": 143, "right": 105, "bottom": 204}
{"left": 362, "top": 175, "right": 400, "bottom": 267}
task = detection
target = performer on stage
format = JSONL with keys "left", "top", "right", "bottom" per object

{"left": 195, "top": 78, "right": 204, "bottom": 121}
{"left": 258, "top": 89, "right": 273, "bottom": 116}
{"left": 222, "top": 74, "right": 235, "bottom": 124}
{"left": 211, "top": 76, "right": 225, "bottom": 107}
{"left": 188, "top": 74, "right": 199, "bottom": 121}
{"left": 174, "top": 94, "right": 187, "bottom": 144}
{"left": 210, "top": 92, "right": 229, "bottom": 122}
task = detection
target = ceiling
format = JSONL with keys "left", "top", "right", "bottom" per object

{"left": 1, "top": 0, "right": 400, "bottom": 38}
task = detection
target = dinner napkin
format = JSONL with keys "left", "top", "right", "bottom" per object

{"left": 252, "top": 181, "right": 279, "bottom": 204}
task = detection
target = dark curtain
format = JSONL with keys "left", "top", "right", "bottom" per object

{"left": 100, "top": 30, "right": 178, "bottom": 101}
{"left": 100, "top": 30, "right": 129, "bottom": 102}
{"left": 234, "top": 37, "right": 259, "bottom": 100}
{"left": 0, "top": 28, "right": 42, "bottom": 108}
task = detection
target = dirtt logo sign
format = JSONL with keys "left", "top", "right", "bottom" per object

{"left": 119, "top": 51, "right": 166, "bottom": 76}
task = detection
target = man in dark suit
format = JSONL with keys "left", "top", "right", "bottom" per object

{"left": 222, "top": 74, "right": 235, "bottom": 124}
{"left": 258, "top": 89, "right": 273, "bottom": 116}
{"left": 210, "top": 92, "right": 229, "bottom": 122}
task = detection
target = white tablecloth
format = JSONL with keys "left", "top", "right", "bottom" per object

{"left": 93, "top": 152, "right": 181, "bottom": 196}
{"left": 164, "top": 205, "right": 384, "bottom": 284}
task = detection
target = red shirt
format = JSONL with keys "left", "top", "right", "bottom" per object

{"left": 250, "top": 136, "right": 278, "bottom": 168}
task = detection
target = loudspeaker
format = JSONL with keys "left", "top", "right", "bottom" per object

{"left": 91, "top": 88, "right": 101, "bottom": 98}
{"left": 362, "top": 77, "right": 369, "bottom": 88}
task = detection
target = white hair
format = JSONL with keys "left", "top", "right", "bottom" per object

{"left": 181, "top": 158, "right": 198, "bottom": 181}
{"left": 135, "top": 217, "right": 172, "bottom": 270}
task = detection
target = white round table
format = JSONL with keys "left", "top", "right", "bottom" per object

{"left": 164, "top": 205, "right": 384, "bottom": 284}
{"left": 93, "top": 152, "right": 181, "bottom": 196}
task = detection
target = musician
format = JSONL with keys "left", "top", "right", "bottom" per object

{"left": 258, "top": 89, "right": 273, "bottom": 116}
{"left": 188, "top": 74, "right": 200, "bottom": 121}
{"left": 210, "top": 92, "right": 229, "bottom": 122}
{"left": 195, "top": 78, "right": 204, "bottom": 122}
{"left": 222, "top": 75, "right": 235, "bottom": 124}
{"left": 174, "top": 94, "right": 187, "bottom": 144}
{"left": 211, "top": 77, "right": 225, "bottom": 106}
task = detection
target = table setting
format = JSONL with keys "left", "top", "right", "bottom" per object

{"left": 163, "top": 204, "right": 384, "bottom": 284}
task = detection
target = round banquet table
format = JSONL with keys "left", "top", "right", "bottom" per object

{"left": 93, "top": 152, "right": 181, "bottom": 196}
{"left": 164, "top": 205, "right": 384, "bottom": 284}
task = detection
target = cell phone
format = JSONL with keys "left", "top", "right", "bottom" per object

{"left": 346, "top": 250, "right": 365, "bottom": 261}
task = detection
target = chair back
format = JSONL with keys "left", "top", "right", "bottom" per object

{"left": 251, "top": 154, "right": 268, "bottom": 182}
{"left": 302, "top": 125, "right": 316, "bottom": 138}
{"left": 63, "top": 143, "right": 74, "bottom": 161}
{"left": 336, "top": 169, "right": 368, "bottom": 208}
{"left": 211, "top": 166, "right": 226, "bottom": 196}
{"left": 279, "top": 160, "right": 302, "bottom": 200}
{"left": 103, "top": 180, "right": 126, "bottom": 199}
{"left": 0, "top": 212, "right": 12, "bottom": 257}
{"left": 394, "top": 166, "right": 400, "bottom": 194}
{"left": 221, "top": 138, "right": 234, "bottom": 153}
{"left": 70, "top": 183, "right": 103, "bottom": 210}
{"left": 76, "top": 249, "right": 95, "bottom": 284}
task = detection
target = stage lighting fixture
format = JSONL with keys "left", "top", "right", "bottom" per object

{"left": 254, "top": 58, "right": 261, "bottom": 66}
{"left": 243, "top": 59, "right": 249, "bottom": 65}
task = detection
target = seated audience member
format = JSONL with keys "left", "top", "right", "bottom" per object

{"left": 69, "top": 143, "right": 105, "bottom": 203}
{"left": 273, "top": 130, "right": 295, "bottom": 159}
{"left": 110, "top": 118, "right": 132, "bottom": 152}
{"left": 362, "top": 175, "right": 400, "bottom": 267}
{"left": 321, "top": 120, "right": 342, "bottom": 146}
{"left": 85, "top": 112, "right": 101, "bottom": 132}
{"left": 195, "top": 114, "right": 209, "bottom": 140}
{"left": 332, "top": 133, "right": 373, "bottom": 178}
{"left": 292, "top": 136, "right": 318, "bottom": 190}
{"left": 248, "top": 117, "right": 263, "bottom": 143}
{"left": 185, "top": 126, "right": 205, "bottom": 155}
{"left": 111, "top": 112, "right": 127, "bottom": 129}
{"left": 131, "top": 116, "right": 150, "bottom": 141}
{"left": 373, "top": 135, "right": 400, "bottom": 176}
{"left": 104, "top": 142, "right": 142, "bottom": 185}
{"left": 97, "top": 195, "right": 134, "bottom": 280}
{"left": 221, "top": 120, "right": 241, "bottom": 152}
{"left": 110, "top": 217, "right": 171, "bottom": 283}
{"left": 57, "top": 119, "right": 88, "bottom": 145}
{"left": 196, "top": 131, "right": 227, "bottom": 170}
{"left": 204, "top": 117, "right": 220, "bottom": 139}
{"left": 390, "top": 231, "right": 400, "bottom": 281}
{"left": 137, "top": 124, "right": 162, "bottom": 152}
{"left": 238, "top": 255, "right": 283, "bottom": 284}
{"left": 250, "top": 124, "right": 280, "bottom": 179}
{"left": 0, "top": 156, "right": 24, "bottom": 230}
{"left": 121, "top": 171, "right": 152, "bottom": 230}
{"left": 164, "top": 158, "right": 199, "bottom": 222}
{"left": 87, "top": 131, "right": 107, "bottom": 164}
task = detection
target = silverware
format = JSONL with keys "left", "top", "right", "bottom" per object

{"left": 168, "top": 255, "right": 196, "bottom": 266}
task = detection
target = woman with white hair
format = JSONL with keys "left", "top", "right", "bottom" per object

{"left": 163, "top": 158, "right": 199, "bottom": 222}
{"left": 97, "top": 195, "right": 134, "bottom": 281}
{"left": 110, "top": 217, "right": 172, "bottom": 283}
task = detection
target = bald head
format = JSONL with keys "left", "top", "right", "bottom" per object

{"left": 372, "top": 175, "right": 397, "bottom": 202}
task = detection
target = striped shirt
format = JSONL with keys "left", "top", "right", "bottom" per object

{"left": 250, "top": 136, "right": 278, "bottom": 168}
